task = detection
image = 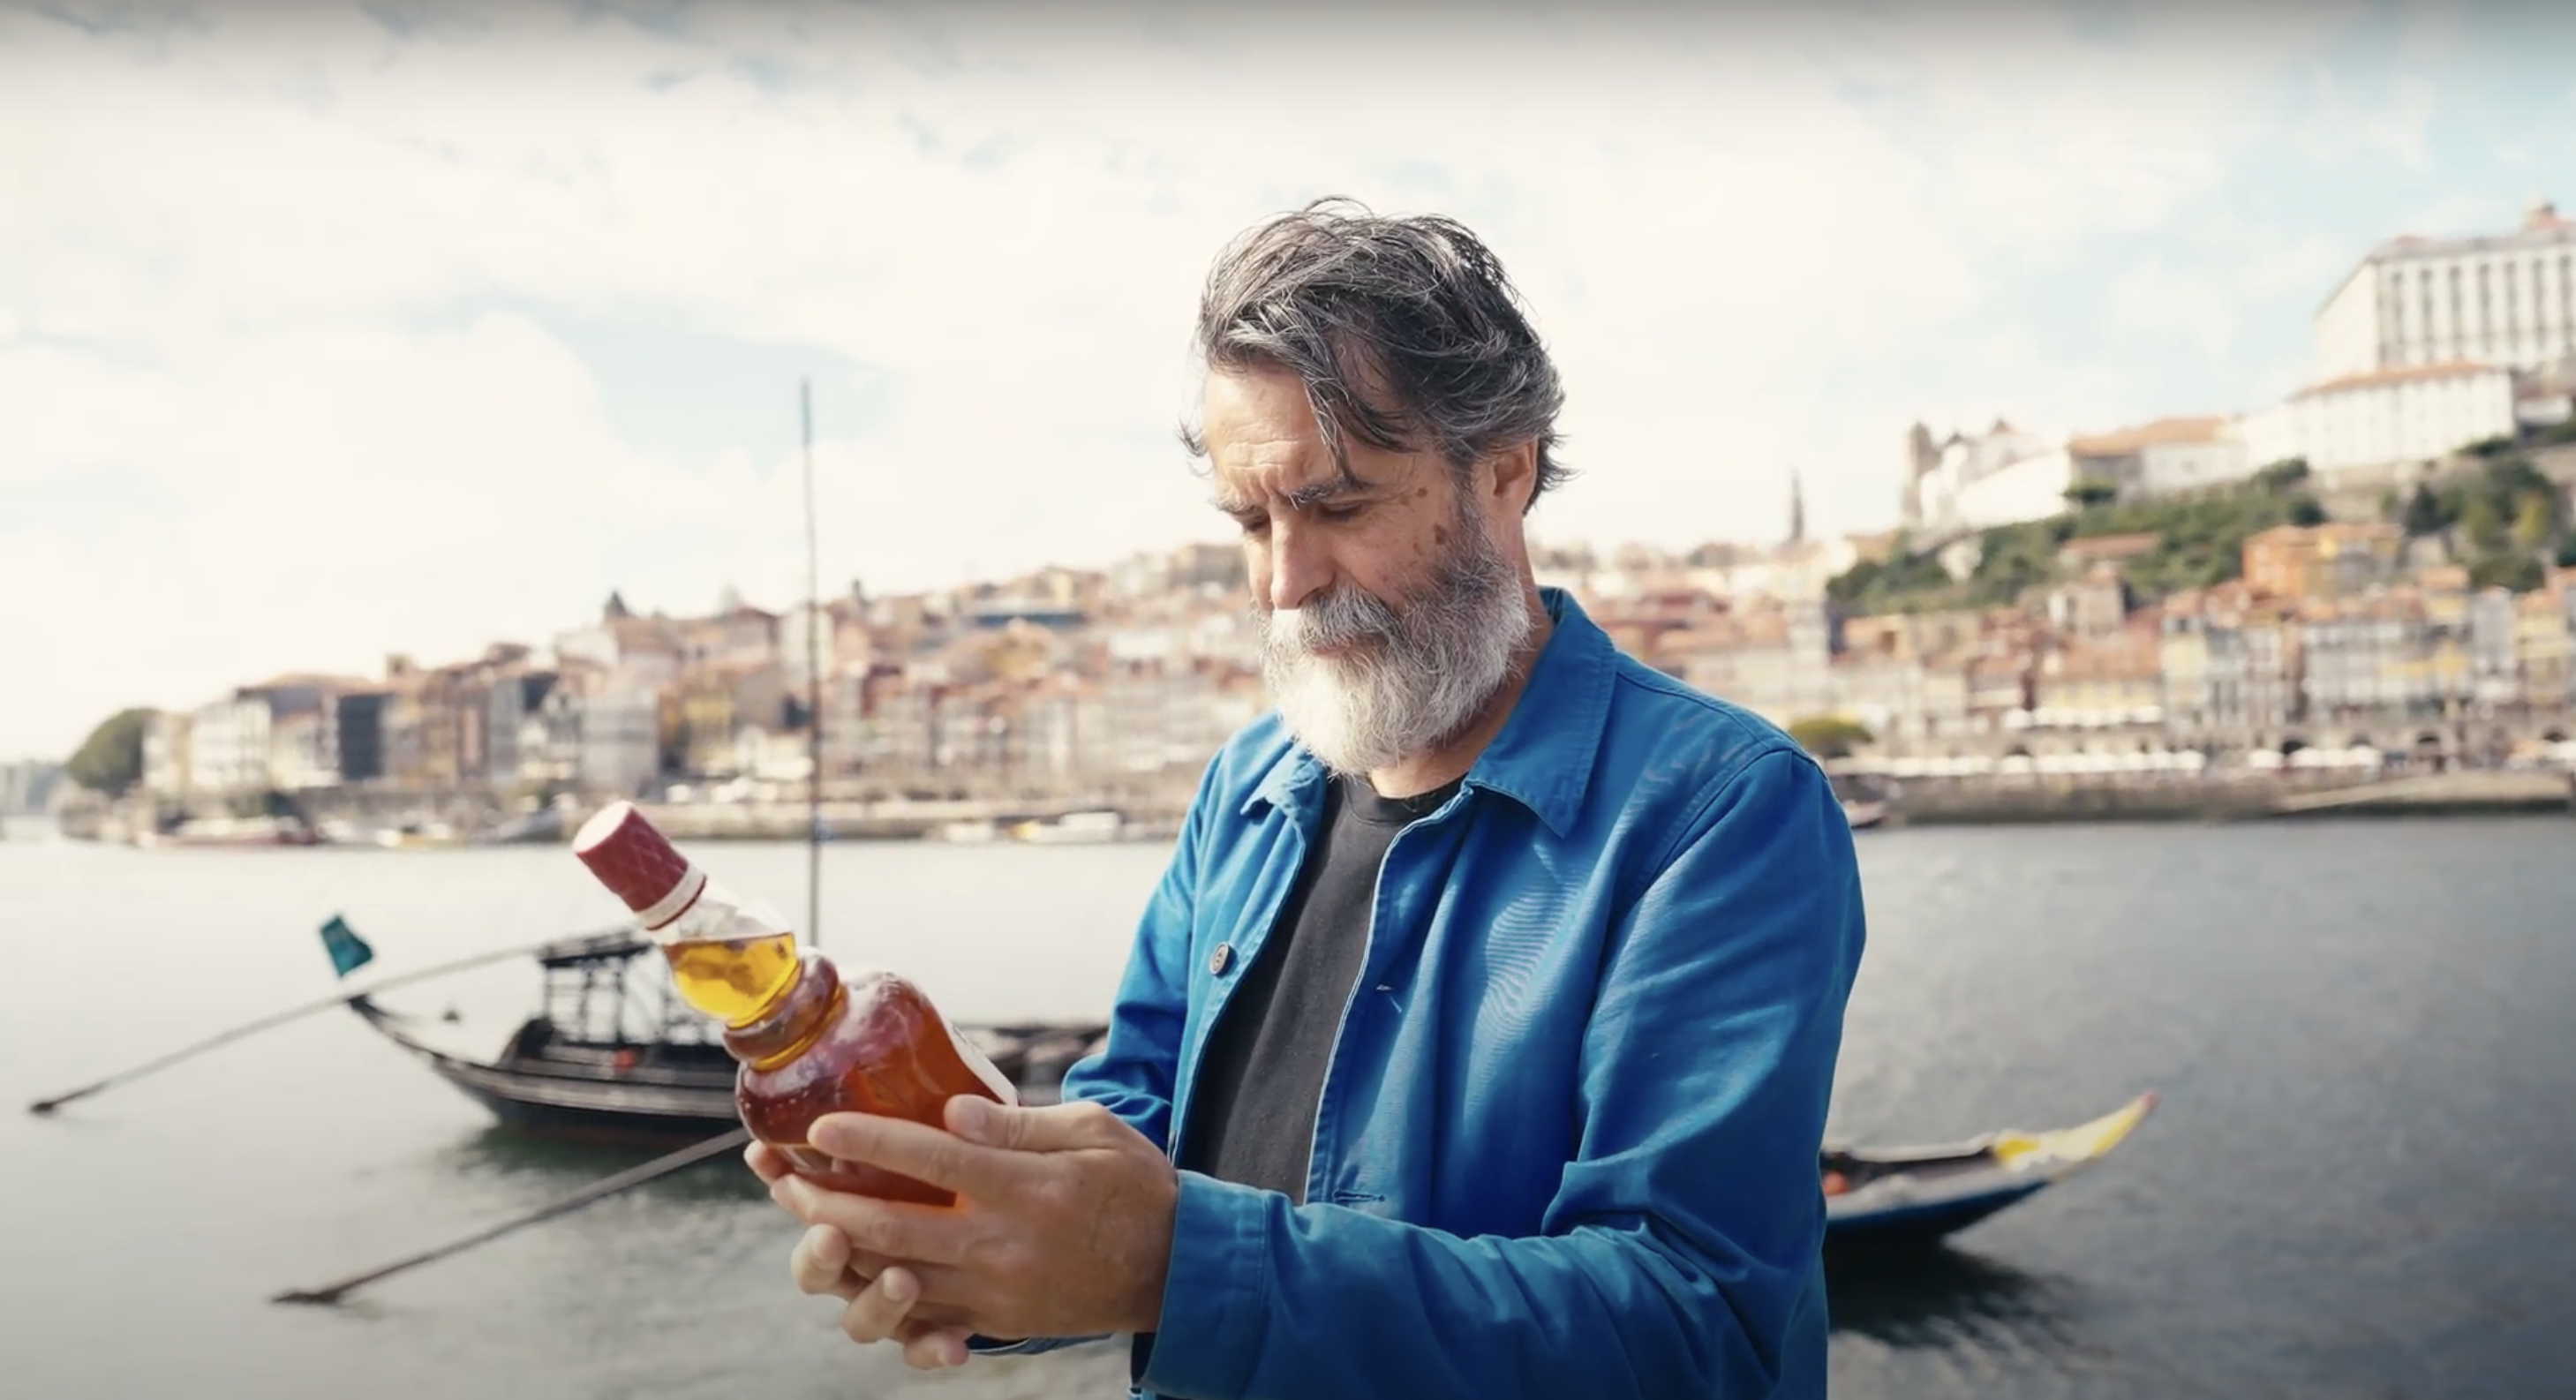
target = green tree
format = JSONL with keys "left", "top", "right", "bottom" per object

{"left": 1969, "top": 523, "right": 2063, "bottom": 606}
{"left": 2254, "top": 458, "right": 2312, "bottom": 493}
{"left": 2402, "top": 483, "right": 2450, "bottom": 538}
{"left": 65, "top": 708, "right": 153, "bottom": 796}
{"left": 2459, "top": 493, "right": 2506, "bottom": 552}
{"left": 2556, "top": 535, "right": 2576, "bottom": 569}
{"left": 2288, "top": 496, "right": 2330, "bottom": 527}
{"left": 2063, "top": 480, "right": 2120, "bottom": 509}
{"left": 2512, "top": 492, "right": 2556, "bottom": 551}
{"left": 1788, "top": 715, "right": 1875, "bottom": 760}
{"left": 2469, "top": 553, "right": 2545, "bottom": 593}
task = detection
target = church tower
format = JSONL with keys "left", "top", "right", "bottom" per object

{"left": 1901, "top": 421, "right": 1939, "bottom": 530}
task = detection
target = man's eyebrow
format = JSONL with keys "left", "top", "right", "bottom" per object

{"left": 1282, "top": 465, "right": 1375, "bottom": 510}
{"left": 1209, "top": 463, "right": 1378, "bottom": 516}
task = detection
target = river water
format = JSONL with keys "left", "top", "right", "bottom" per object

{"left": 3, "top": 817, "right": 2571, "bottom": 1399}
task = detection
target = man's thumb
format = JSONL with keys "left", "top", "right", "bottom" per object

{"left": 945, "top": 1094, "right": 1103, "bottom": 1151}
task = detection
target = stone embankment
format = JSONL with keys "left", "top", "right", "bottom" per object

{"left": 1868, "top": 769, "right": 2576, "bottom": 827}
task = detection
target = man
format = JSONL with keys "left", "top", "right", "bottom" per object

{"left": 749, "top": 198, "right": 1867, "bottom": 1399}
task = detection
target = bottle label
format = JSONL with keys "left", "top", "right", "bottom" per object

{"left": 944, "top": 1010, "right": 1020, "bottom": 1106}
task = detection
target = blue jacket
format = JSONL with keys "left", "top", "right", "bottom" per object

{"left": 989, "top": 587, "right": 1866, "bottom": 1398}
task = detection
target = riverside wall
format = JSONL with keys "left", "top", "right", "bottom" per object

{"left": 1866, "top": 768, "right": 2576, "bottom": 827}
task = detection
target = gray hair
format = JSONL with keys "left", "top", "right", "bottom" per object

{"left": 1179, "top": 197, "right": 1570, "bottom": 511}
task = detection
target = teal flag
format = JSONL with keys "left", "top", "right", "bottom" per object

{"left": 319, "top": 915, "right": 375, "bottom": 978}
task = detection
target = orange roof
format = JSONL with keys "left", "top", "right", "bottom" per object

{"left": 2297, "top": 360, "right": 2504, "bottom": 398}
{"left": 2060, "top": 531, "right": 2163, "bottom": 562}
{"left": 2045, "top": 631, "right": 2164, "bottom": 681}
{"left": 2068, "top": 416, "right": 2231, "bottom": 455}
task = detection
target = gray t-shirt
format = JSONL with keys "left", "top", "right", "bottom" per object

{"left": 1177, "top": 771, "right": 1463, "bottom": 1201}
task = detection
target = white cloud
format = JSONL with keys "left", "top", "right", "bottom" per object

{"left": 2293, "top": 71, "right": 2440, "bottom": 170}
{"left": 0, "top": 0, "right": 2531, "bottom": 756}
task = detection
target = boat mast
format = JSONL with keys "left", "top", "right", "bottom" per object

{"left": 802, "top": 377, "right": 822, "bottom": 949}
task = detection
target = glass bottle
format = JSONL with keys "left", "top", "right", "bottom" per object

{"left": 572, "top": 800, "right": 1014, "bottom": 1206}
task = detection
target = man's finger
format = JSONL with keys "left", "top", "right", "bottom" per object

{"left": 945, "top": 1095, "right": 1126, "bottom": 1153}
{"left": 899, "top": 1322, "right": 971, "bottom": 1370}
{"left": 839, "top": 1266, "right": 923, "bottom": 1346}
{"left": 808, "top": 1110, "right": 1033, "bottom": 1200}
{"left": 790, "top": 1224, "right": 854, "bottom": 1298}
{"left": 744, "top": 1141, "right": 795, "bottom": 1185}
{"left": 772, "top": 1174, "right": 972, "bottom": 1267}
{"left": 836, "top": 1266, "right": 976, "bottom": 1347}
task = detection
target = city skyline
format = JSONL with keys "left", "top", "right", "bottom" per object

{"left": 8, "top": 0, "right": 2576, "bottom": 757}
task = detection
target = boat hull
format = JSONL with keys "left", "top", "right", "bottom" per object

{"left": 350, "top": 996, "right": 1094, "bottom": 1151}
{"left": 1820, "top": 1090, "right": 2158, "bottom": 1246}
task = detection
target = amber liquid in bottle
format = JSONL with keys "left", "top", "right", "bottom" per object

{"left": 661, "top": 932, "right": 802, "bottom": 1023}
{"left": 575, "top": 801, "right": 1013, "bottom": 1208}
{"left": 707, "top": 944, "right": 1013, "bottom": 1208}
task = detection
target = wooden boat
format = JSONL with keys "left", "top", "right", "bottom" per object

{"left": 135, "top": 814, "right": 324, "bottom": 848}
{"left": 1009, "top": 810, "right": 1126, "bottom": 844}
{"left": 348, "top": 928, "right": 1108, "bottom": 1151}
{"left": 344, "top": 925, "right": 2158, "bottom": 1239}
{"left": 1820, "top": 1090, "right": 2158, "bottom": 1247}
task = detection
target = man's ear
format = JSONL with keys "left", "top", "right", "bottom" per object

{"left": 1485, "top": 440, "right": 1539, "bottom": 516}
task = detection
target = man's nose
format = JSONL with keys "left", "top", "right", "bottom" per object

{"left": 1266, "top": 521, "right": 1333, "bottom": 611}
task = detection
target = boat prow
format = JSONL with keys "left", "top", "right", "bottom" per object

{"left": 343, "top": 926, "right": 1109, "bottom": 1151}
{"left": 1821, "top": 1090, "right": 2158, "bottom": 1248}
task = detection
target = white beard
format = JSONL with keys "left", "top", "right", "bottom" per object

{"left": 1259, "top": 508, "right": 1532, "bottom": 778}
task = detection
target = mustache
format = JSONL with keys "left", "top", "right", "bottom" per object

{"left": 1262, "top": 586, "right": 1398, "bottom": 653}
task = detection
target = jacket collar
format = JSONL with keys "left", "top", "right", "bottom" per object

{"left": 1240, "top": 587, "right": 1613, "bottom": 839}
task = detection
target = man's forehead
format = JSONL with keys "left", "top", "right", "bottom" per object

{"left": 1201, "top": 369, "right": 1387, "bottom": 503}
{"left": 1210, "top": 446, "right": 1371, "bottom": 506}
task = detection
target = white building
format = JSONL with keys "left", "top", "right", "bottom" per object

{"left": 576, "top": 689, "right": 661, "bottom": 797}
{"left": 1951, "top": 447, "right": 2079, "bottom": 531}
{"left": 267, "top": 709, "right": 341, "bottom": 790}
{"left": 2237, "top": 362, "right": 2518, "bottom": 475}
{"left": 1, "top": 761, "right": 63, "bottom": 814}
{"left": 2070, "top": 416, "right": 2256, "bottom": 495}
{"left": 778, "top": 601, "right": 847, "bottom": 690}
{"left": 2313, "top": 199, "right": 2576, "bottom": 380}
{"left": 1903, "top": 419, "right": 2077, "bottom": 535}
{"left": 143, "top": 711, "right": 193, "bottom": 799}
{"left": 189, "top": 696, "right": 274, "bottom": 797}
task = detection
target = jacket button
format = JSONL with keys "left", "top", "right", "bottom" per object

{"left": 1209, "top": 943, "right": 1234, "bottom": 975}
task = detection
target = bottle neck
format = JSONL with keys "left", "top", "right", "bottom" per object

{"left": 722, "top": 950, "right": 842, "bottom": 1070}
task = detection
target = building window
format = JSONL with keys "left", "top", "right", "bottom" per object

{"left": 2476, "top": 263, "right": 2490, "bottom": 355}
{"left": 2449, "top": 265, "right": 2463, "bottom": 354}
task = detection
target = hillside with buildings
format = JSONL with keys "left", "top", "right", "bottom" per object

{"left": 41, "top": 200, "right": 2576, "bottom": 841}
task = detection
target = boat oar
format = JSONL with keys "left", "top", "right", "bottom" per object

{"left": 26, "top": 924, "right": 631, "bottom": 1117}
{"left": 271, "top": 1125, "right": 753, "bottom": 1306}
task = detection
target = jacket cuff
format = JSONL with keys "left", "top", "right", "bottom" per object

{"left": 1136, "top": 1171, "right": 1271, "bottom": 1399}
{"left": 963, "top": 1332, "right": 1102, "bottom": 1356}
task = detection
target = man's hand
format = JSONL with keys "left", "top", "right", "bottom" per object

{"left": 764, "top": 1095, "right": 1179, "bottom": 1344}
{"left": 746, "top": 1140, "right": 976, "bottom": 1370}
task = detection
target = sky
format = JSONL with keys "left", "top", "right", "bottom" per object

{"left": 4, "top": 0, "right": 2575, "bottom": 760}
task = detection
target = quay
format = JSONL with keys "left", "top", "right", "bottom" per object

{"left": 1848, "top": 767, "right": 2576, "bottom": 827}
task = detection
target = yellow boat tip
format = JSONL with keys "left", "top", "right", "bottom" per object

{"left": 1992, "top": 1089, "right": 2159, "bottom": 1170}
